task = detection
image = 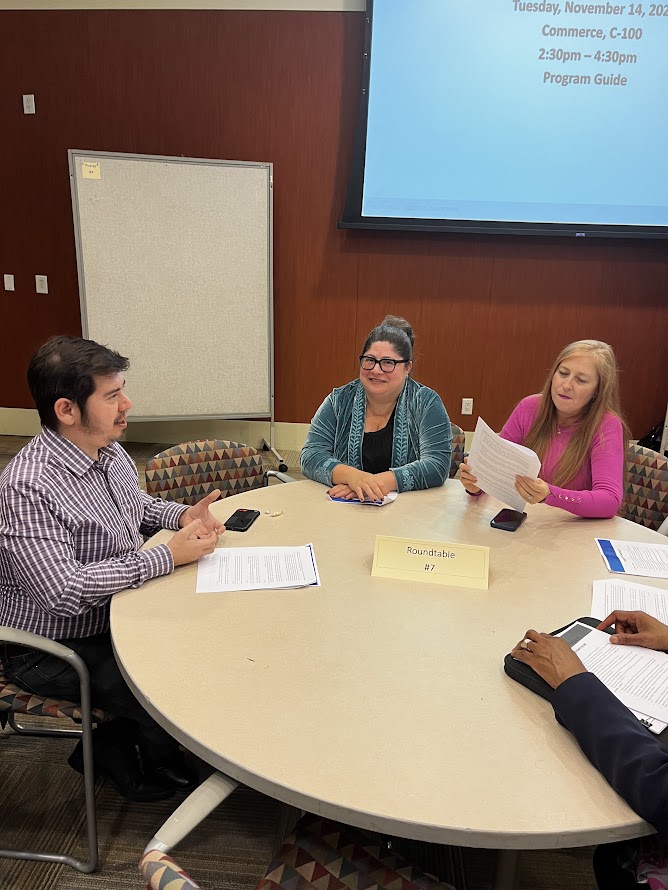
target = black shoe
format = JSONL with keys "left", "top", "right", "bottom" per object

{"left": 68, "top": 739, "right": 175, "bottom": 803}
{"left": 144, "top": 754, "right": 200, "bottom": 792}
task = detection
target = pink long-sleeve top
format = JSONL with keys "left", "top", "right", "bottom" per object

{"left": 499, "top": 395, "right": 624, "bottom": 519}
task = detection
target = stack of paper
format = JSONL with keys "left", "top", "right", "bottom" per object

{"left": 328, "top": 491, "right": 398, "bottom": 507}
{"left": 558, "top": 621, "right": 668, "bottom": 733}
{"left": 196, "top": 544, "right": 320, "bottom": 593}
{"left": 591, "top": 579, "right": 668, "bottom": 623}
{"left": 596, "top": 539, "right": 668, "bottom": 580}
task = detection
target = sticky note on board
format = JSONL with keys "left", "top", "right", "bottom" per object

{"left": 82, "top": 162, "right": 101, "bottom": 180}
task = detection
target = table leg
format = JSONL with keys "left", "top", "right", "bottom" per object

{"left": 143, "top": 771, "right": 239, "bottom": 854}
{"left": 492, "top": 850, "right": 520, "bottom": 890}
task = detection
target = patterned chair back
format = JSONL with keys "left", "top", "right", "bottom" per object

{"left": 450, "top": 423, "right": 466, "bottom": 479}
{"left": 140, "top": 850, "right": 202, "bottom": 890}
{"left": 139, "top": 816, "right": 460, "bottom": 890}
{"left": 256, "top": 814, "right": 456, "bottom": 890}
{"left": 619, "top": 444, "right": 668, "bottom": 532}
{"left": 145, "top": 440, "right": 264, "bottom": 506}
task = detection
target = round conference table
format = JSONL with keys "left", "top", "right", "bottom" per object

{"left": 111, "top": 479, "right": 668, "bottom": 888}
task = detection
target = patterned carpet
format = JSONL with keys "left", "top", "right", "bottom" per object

{"left": 0, "top": 436, "right": 596, "bottom": 889}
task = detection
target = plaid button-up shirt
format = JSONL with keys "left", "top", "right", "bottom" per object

{"left": 0, "top": 427, "right": 187, "bottom": 639}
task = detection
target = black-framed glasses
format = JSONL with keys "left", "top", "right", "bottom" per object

{"left": 359, "top": 355, "right": 410, "bottom": 373}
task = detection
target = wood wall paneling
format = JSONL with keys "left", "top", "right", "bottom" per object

{"left": 354, "top": 232, "right": 495, "bottom": 431}
{"left": 1, "top": 10, "right": 666, "bottom": 436}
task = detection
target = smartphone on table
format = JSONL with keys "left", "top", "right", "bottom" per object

{"left": 490, "top": 509, "right": 527, "bottom": 532}
{"left": 224, "top": 508, "right": 260, "bottom": 532}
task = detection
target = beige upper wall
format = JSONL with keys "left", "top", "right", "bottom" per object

{"left": 0, "top": 1, "right": 364, "bottom": 9}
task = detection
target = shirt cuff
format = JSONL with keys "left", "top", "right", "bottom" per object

{"left": 544, "top": 486, "right": 583, "bottom": 508}
{"left": 391, "top": 466, "right": 411, "bottom": 493}
{"left": 139, "top": 543, "right": 175, "bottom": 582}
{"left": 161, "top": 502, "right": 189, "bottom": 531}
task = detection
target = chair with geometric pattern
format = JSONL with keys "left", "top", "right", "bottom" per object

{"left": 256, "top": 814, "right": 458, "bottom": 890}
{"left": 449, "top": 423, "right": 466, "bottom": 479}
{"left": 0, "top": 627, "right": 104, "bottom": 872}
{"left": 140, "top": 849, "right": 202, "bottom": 890}
{"left": 138, "top": 813, "right": 461, "bottom": 890}
{"left": 145, "top": 440, "right": 265, "bottom": 506}
{"left": 619, "top": 444, "right": 668, "bottom": 532}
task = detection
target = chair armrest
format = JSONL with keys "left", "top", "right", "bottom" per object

{"left": 264, "top": 470, "right": 297, "bottom": 485}
{"left": 0, "top": 626, "right": 92, "bottom": 719}
{"left": 0, "top": 626, "right": 79, "bottom": 662}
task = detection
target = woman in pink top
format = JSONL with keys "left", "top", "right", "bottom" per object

{"left": 460, "top": 340, "right": 627, "bottom": 518}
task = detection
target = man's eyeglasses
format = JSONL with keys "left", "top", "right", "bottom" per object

{"left": 359, "top": 355, "right": 410, "bottom": 373}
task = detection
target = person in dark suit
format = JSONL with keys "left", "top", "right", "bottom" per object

{"left": 512, "top": 611, "right": 668, "bottom": 888}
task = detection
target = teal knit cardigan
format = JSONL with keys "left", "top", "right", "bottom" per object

{"left": 300, "top": 378, "right": 452, "bottom": 492}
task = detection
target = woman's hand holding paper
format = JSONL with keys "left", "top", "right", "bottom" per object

{"left": 515, "top": 475, "right": 550, "bottom": 505}
{"left": 459, "top": 458, "right": 481, "bottom": 494}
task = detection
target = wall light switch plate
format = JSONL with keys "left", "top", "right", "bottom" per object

{"left": 22, "top": 94, "right": 36, "bottom": 114}
{"left": 461, "top": 398, "right": 473, "bottom": 415}
{"left": 3, "top": 274, "right": 15, "bottom": 291}
{"left": 35, "top": 274, "right": 48, "bottom": 294}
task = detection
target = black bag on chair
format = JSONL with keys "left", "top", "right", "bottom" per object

{"left": 637, "top": 421, "right": 664, "bottom": 454}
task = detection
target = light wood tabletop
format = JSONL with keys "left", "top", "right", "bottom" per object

{"left": 112, "top": 479, "right": 668, "bottom": 855}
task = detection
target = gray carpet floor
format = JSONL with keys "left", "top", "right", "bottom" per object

{"left": 0, "top": 722, "right": 599, "bottom": 890}
{"left": 0, "top": 436, "right": 597, "bottom": 889}
{"left": 0, "top": 724, "right": 289, "bottom": 890}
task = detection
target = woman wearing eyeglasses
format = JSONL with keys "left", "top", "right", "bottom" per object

{"left": 301, "top": 316, "right": 452, "bottom": 502}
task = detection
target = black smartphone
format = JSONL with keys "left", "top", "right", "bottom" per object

{"left": 490, "top": 509, "right": 527, "bottom": 532}
{"left": 224, "top": 508, "right": 260, "bottom": 532}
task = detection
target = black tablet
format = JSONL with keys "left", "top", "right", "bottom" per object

{"left": 504, "top": 617, "right": 668, "bottom": 745}
{"left": 503, "top": 617, "right": 609, "bottom": 703}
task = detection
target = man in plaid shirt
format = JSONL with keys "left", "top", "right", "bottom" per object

{"left": 0, "top": 336, "right": 224, "bottom": 801}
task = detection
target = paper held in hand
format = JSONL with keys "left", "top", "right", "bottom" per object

{"left": 468, "top": 417, "right": 541, "bottom": 512}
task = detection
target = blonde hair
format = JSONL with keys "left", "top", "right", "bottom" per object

{"left": 522, "top": 340, "right": 627, "bottom": 488}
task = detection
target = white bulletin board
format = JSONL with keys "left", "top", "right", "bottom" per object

{"left": 69, "top": 150, "right": 273, "bottom": 421}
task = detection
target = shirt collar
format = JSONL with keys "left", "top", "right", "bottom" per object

{"left": 40, "top": 426, "right": 118, "bottom": 478}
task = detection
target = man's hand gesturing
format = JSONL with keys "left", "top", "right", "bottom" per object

{"left": 168, "top": 519, "right": 220, "bottom": 567}
{"left": 179, "top": 491, "right": 226, "bottom": 535}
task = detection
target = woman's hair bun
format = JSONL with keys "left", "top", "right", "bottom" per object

{"left": 379, "top": 315, "right": 414, "bottom": 347}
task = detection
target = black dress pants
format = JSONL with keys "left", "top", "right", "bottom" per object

{"left": 3, "top": 632, "right": 179, "bottom": 764}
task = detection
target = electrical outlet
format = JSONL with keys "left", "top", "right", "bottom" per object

{"left": 3, "top": 274, "right": 15, "bottom": 291}
{"left": 22, "top": 94, "right": 36, "bottom": 115}
{"left": 35, "top": 274, "right": 48, "bottom": 294}
{"left": 461, "top": 398, "right": 473, "bottom": 415}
